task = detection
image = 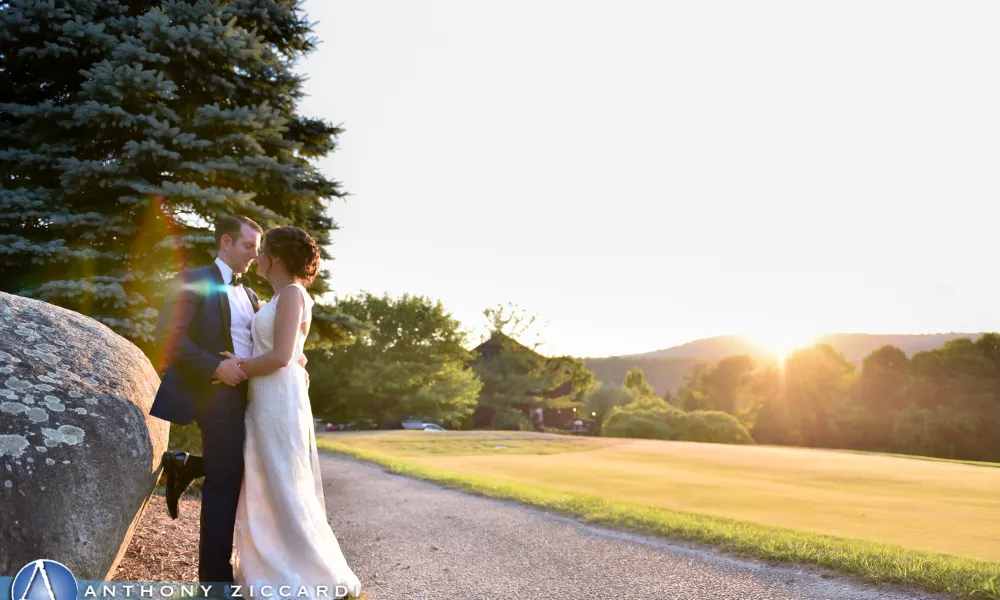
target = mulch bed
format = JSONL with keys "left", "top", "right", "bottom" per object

{"left": 114, "top": 493, "right": 202, "bottom": 582}
{"left": 113, "top": 493, "right": 368, "bottom": 600}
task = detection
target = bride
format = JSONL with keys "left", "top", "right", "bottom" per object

{"left": 221, "top": 226, "right": 361, "bottom": 599}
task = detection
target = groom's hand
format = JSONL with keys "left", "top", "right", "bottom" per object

{"left": 213, "top": 358, "right": 247, "bottom": 386}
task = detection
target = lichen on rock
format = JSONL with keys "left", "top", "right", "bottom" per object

{"left": 41, "top": 425, "right": 86, "bottom": 447}
{"left": 0, "top": 435, "right": 29, "bottom": 458}
{"left": 0, "top": 292, "right": 168, "bottom": 580}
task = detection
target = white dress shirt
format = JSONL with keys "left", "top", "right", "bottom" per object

{"left": 214, "top": 257, "right": 255, "bottom": 359}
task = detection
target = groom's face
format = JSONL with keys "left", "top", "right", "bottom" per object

{"left": 226, "top": 224, "right": 262, "bottom": 274}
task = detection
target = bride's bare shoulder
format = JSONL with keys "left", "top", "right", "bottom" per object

{"left": 275, "top": 283, "right": 306, "bottom": 305}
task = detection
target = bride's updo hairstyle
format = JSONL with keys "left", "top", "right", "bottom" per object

{"left": 262, "top": 226, "right": 321, "bottom": 286}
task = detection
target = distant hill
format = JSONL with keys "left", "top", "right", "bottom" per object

{"left": 583, "top": 355, "right": 714, "bottom": 399}
{"left": 585, "top": 332, "right": 985, "bottom": 395}
{"left": 811, "top": 333, "right": 985, "bottom": 364}
{"left": 632, "top": 333, "right": 985, "bottom": 364}
{"left": 625, "top": 335, "right": 764, "bottom": 360}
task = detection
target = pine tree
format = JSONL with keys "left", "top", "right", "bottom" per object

{"left": 0, "top": 0, "right": 344, "bottom": 353}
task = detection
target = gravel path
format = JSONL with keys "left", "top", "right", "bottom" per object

{"left": 320, "top": 452, "right": 941, "bottom": 600}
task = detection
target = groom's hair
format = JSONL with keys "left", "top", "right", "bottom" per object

{"left": 215, "top": 215, "right": 263, "bottom": 247}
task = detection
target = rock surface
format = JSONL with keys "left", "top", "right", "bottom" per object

{"left": 0, "top": 292, "right": 168, "bottom": 579}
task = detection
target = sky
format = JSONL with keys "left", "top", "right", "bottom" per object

{"left": 296, "top": 0, "right": 1000, "bottom": 358}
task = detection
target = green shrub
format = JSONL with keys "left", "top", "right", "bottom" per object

{"left": 603, "top": 411, "right": 676, "bottom": 439}
{"left": 627, "top": 395, "right": 678, "bottom": 412}
{"left": 491, "top": 407, "right": 534, "bottom": 431}
{"left": 167, "top": 422, "right": 203, "bottom": 454}
{"left": 603, "top": 399, "right": 753, "bottom": 445}
{"left": 678, "top": 410, "right": 754, "bottom": 444}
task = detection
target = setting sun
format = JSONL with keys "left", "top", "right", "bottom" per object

{"left": 740, "top": 331, "right": 817, "bottom": 362}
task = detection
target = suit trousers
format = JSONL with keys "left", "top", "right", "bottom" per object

{"left": 193, "top": 381, "right": 249, "bottom": 585}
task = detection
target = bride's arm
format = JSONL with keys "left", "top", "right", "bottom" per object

{"left": 232, "top": 286, "right": 305, "bottom": 378}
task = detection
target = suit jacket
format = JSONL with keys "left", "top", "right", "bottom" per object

{"left": 149, "top": 263, "right": 261, "bottom": 425}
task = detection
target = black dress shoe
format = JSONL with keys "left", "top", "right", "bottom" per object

{"left": 162, "top": 451, "right": 197, "bottom": 519}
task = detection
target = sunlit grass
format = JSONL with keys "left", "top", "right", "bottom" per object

{"left": 833, "top": 447, "right": 1000, "bottom": 469}
{"left": 318, "top": 431, "right": 1000, "bottom": 599}
{"left": 335, "top": 430, "right": 602, "bottom": 457}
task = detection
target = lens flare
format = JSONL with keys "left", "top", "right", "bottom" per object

{"left": 125, "top": 195, "right": 192, "bottom": 349}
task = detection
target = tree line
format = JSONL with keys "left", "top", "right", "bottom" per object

{"left": 671, "top": 337, "right": 1000, "bottom": 461}
{"left": 305, "top": 297, "right": 595, "bottom": 430}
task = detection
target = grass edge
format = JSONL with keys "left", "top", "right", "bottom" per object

{"left": 317, "top": 438, "right": 1000, "bottom": 600}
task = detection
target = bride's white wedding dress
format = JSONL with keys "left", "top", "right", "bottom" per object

{"left": 233, "top": 282, "right": 361, "bottom": 599}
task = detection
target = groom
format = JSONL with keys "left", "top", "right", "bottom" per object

{"left": 150, "top": 215, "right": 263, "bottom": 585}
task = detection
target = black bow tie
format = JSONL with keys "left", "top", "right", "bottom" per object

{"left": 230, "top": 273, "right": 244, "bottom": 287}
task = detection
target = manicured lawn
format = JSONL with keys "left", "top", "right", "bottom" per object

{"left": 317, "top": 430, "right": 1000, "bottom": 598}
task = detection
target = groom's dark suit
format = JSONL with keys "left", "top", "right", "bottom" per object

{"left": 150, "top": 262, "right": 260, "bottom": 585}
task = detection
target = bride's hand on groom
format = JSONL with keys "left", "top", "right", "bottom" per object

{"left": 293, "top": 355, "right": 310, "bottom": 387}
{"left": 296, "top": 355, "right": 310, "bottom": 388}
{"left": 212, "top": 352, "right": 248, "bottom": 386}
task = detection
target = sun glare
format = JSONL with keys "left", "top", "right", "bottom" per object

{"left": 741, "top": 331, "right": 817, "bottom": 362}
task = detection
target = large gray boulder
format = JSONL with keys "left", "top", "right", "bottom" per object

{"left": 0, "top": 292, "right": 169, "bottom": 579}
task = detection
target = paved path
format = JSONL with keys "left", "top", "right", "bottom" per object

{"left": 320, "top": 452, "right": 939, "bottom": 600}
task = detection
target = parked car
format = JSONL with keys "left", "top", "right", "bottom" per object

{"left": 570, "top": 418, "right": 598, "bottom": 435}
{"left": 422, "top": 423, "right": 446, "bottom": 431}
